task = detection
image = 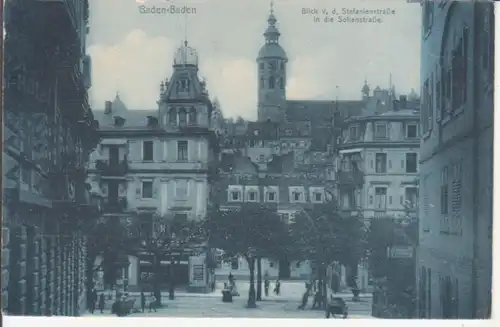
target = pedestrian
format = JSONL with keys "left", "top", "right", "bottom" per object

{"left": 98, "top": 293, "right": 105, "bottom": 313}
{"left": 148, "top": 293, "right": 157, "bottom": 312}
{"left": 264, "top": 279, "right": 270, "bottom": 297}
{"left": 297, "top": 291, "right": 309, "bottom": 310}
{"left": 89, "top": 288, "right": 97, "bottom": 314}
{"left": 274, "top": 280, "right": 281, "bottom": 295}
{"left": 311, "top": 291, "right": 322, "bottom": 309}
{"left": 140, "top": 291, "right": 146, "bottom": 313}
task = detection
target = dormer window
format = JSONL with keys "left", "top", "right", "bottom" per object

{"left": 268, "top": 191, "right": 276, "bottom": 202}
{"left": 314, "top": 192, "right": 323, "bottom": 202}
{"left": 231, "top": 191, "right": 241, "bottom": 202}
{"left": 178, "top": 108, "right": 187, "bottom": 126}
{"left": 168, "top": 108, "right": 176, "bottom": 124}
{"left": 147, "top": 116, "right": 158, "bottom": 127}
{"left": 269, "top": 76, "right": 275, "bottom": 89}
{"left": 188, "top": 107, "right": 197, "bottom": 125}
{"left": 374, "top": 123, "right": 388, "bottom": 139}
{"left": 293, "top": 192, "right": 301, "bottom": 202}
{"left": 114, "top": 116, "right": 125, "bottom": 127}
{"left": 248, "top": 191, "right": 257, "bottom": 202}
{"left": 280, "top": 62, "right": 285, "bottom": 70}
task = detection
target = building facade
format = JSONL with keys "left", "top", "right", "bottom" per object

{"left": 3, "top": 0, "right": 98, "bottom": 316}
{"left": 89, "top": 41, "right": 219, "bottom": 292}
{"left": 337, "top": 96, "right": 420, "bottom": 221}
{"left": 417, "top": 1, "right": 494, "bottom": 318}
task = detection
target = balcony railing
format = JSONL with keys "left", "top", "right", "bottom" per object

{"left": 95, "top": 158, "right": 128, "bottom": 176}
{"left": 336, "top": 168, "right": 364, "bottom": 187}
{"left": 102, "top": 197, "right": 128, "bottom": 213}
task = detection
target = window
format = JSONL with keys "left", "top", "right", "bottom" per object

{"left": 422, "top": 76, "right": 434, "bottom": 133}
{"left": 175, "top": 179, "right": 188, "bottom": 197}
{"left": 280, "top": 62, "right": 285, "bottom": 70}
{"left": 279, "top": 76, "right": 284, "bottom": 89}
{"left": 451, "top": 27, "right": 468, "bottom": 111}
{"left": 422, "top": 0, "right": 434, "bottom": 35}
{"left": 482, "top": 4, "right": 494, "bottom": 74}
{"left": 142, "top": 181, "right": 153, "bottom": 198}
{"left": 259, "top": 63, "right": 264, "bottom": 70}
{"left": 260, "top": 77, "right": 264, "bottom": 89}
{"left": 268, "top": 191, "right": 276, "bottom": 202}
{"left": 451, "top": 161, "right": 462, "bottom": 234}
{"left": 169, "top": 108, "right": 176, "bottom": 124}
{"left": 248, "top": 190, "right": 257, "bottom": 202}
{"left": 406, "top": 153, "right": 418, "bottom": 173}
{"left": 285, "top": 129, "right": 292, "bottom": 136}
{"left": 374, "top": 187, "right": 387, "bottom": 209}
{"left": 178, "top": 108, "right": 187, "bottom": 126}
{"left": 231, "top": 191, "right": 241, "bottom": 202}
{"left": 142, "top": 141, "right": 154, "bottom": 161}
{"left": 314, "top": 192, "right": 322, "bottom": 202}
{"left": 293, "top": 191, "right": 301, "bottom": 202}
{"left": 177, "top": 140, "right": 188, "bottom": 161}
{"left": 441, "top": 166, "right": 449, "bottom": 215}
{"left": 405, "top": 187, "right": 418, "bottom": 209}
{"left": 188, "top": 108, "right": 197, "bottom": 125}
{"left": 406, "top": 124, "right": 418, "bottom": 139}
{"left": 374, "top": 123, "right": 388, "bottom": 139}
{"left": 375, "top": 153, "right": 387, "bottom": 173}
{"left": 349, "top": 126, "right": 358, "bottom": 141}
{"left": 269, "top": 76, "right": 275, "bottom": 89}
{"left": 341, "top": 190, "right": 356, "bottom": 209}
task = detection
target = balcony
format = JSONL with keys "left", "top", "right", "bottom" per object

{"left": 95, "top": 159, "right": 128, "bottom": 177}
{"left": 102, "top": 197, "right": 128, "bottom": 214}
{"left": 336, "top": 168, "right": 364, "bottom": 188}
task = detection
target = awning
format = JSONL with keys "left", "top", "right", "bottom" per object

{"left": 339, "top": 148, "right": 363, "bottom": 154}
{"left": 101, "top": 139, "right": 128, "bottom": 145}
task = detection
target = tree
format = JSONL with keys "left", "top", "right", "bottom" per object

{"left": 206, "top": 204, "right": 290, "bottom": 307}
{"left": 366, "top": 216, "right": 418, "bottom": 317}
{"left": 131, "top": 212, "right": 207, "bottom": 305}
{"left": 289, "top": 203, "right": 365, "bottom": 306}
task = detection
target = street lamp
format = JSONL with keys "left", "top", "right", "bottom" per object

{"left": 247, "top": 246, "right": 257, "bottom": 308}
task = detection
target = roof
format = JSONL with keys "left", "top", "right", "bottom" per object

{"left": 257, "top": 43, "right": 288, "bottom": 60}
{"left": 285, "top": 100, "right": 364, "bottom": 122}
{"left": 246, "top": 121, "right": 279, "bottom": 140}
{"left": 95, "top": 109, "right": 158, "bottom": 130}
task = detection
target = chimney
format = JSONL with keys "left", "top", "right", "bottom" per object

{"left": 147, "top": 116, "right": 158, "bottom": 127}
{"left": 392, "top": 99, "right": 400, "bottom": 111}
{"left": 399, "top": 95, "right": 407, "bottom": 109}
{"left": 104, "top": 100, "right": 112, "bottom": 114}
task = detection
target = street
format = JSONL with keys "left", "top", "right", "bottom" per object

{"left": 83, "top": 281, "right": 373, "bottom": 318}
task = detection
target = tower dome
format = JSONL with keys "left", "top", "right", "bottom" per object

{"left": 173, "top": 40, "right": 198, "bottom": 66}
{"left": 257, "top": 2, "right": 288, "bottom": 61}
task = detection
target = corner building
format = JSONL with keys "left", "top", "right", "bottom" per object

{"left": 417, "top": 1, "right": 493, "bottom": 318}
{"left": 89, "top": 41, "right": 219, "bottom": 292}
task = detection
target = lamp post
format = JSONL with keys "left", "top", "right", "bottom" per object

{"left": 247, "top": 246, "right": 257, "bottom": 308}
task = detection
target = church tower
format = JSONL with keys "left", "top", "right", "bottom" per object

{"left": 256, "top": 2, "right": 288, "bottom": 122}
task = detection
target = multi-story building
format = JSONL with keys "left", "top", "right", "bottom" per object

{"left": 417, "top": 1, "right": 494, "bottom": 318}
{"left": 89, "top": 41, "right": 219, "bottom": 293}
{"left": 336, "top": 95, "right": 421, "bottom": 220}
{"left": 3, "top": 0, "right": 98, "bottom": 316}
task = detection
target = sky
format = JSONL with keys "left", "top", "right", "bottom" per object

{"left": 87, "top": 0, "right": 422, "bottom": 120}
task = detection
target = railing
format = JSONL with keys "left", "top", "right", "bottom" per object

{"left": 95, "top": 159, "right": 128, "bottom": 176}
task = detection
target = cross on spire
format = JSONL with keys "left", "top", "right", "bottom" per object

{"left": 270, "top": 0, "right": 274, "bottom": 14}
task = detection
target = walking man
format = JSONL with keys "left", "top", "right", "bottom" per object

{"left": 140, "top": 291, "right": 146, "bottom": 313}
{"left": 98, "top": 293, "right": 105, "bottom": 313}
{"left": 89, "top": 288, "right": 97, "bottom": 314}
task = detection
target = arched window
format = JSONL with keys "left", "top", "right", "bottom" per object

{"left": 269, "top": 76, "right": 275, "bottom": 89}
{"left": 260, "top": 77, "right": 264, "bottom": 89}
{"left": 279, "top": 76, "right": 284, "bottom": 89}
{"left": 188, "top": 107, "right": 197, "bottom": 125}
{"left": 178, "top": 108, "right": 187, "bottom": 126}
{"left": 168, "top": 108, "right": 176, "bottom": 124}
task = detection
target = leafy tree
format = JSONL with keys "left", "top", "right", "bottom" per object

{"left": 206, "top": 204, "right": 290, "bottom": 307}
{"left": 130, "top": 212, "right": 207, "bottom": 305}
{"left": 289, "top": 203, "right": 365, "bottom": 305}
